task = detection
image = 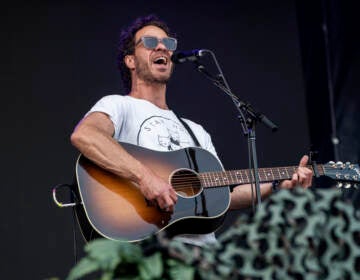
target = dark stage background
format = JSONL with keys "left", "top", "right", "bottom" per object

{"left": 2, "top": 1, "right": 358, "bottom": 279}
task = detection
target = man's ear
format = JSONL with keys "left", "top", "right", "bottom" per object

{"left": 124, "top": 55, "right": 135, "bottom": 69}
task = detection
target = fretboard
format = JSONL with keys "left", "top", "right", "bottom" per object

{"left": 199, "top": 165, "right": 324, "bottom": 187}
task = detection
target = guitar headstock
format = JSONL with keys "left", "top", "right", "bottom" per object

{"left": 323, "top": 161, "right": 360, "bottom": 188}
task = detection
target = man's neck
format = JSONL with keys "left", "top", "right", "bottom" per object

{"left": 129, "top": 83, "right": 168, "bottom": 110}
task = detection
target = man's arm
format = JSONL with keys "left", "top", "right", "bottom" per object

{"left": 229, "top": 155, "right": 313, "bottom": 209}
{"left": 70, "top": 112, "right": 177, "bottom": 211}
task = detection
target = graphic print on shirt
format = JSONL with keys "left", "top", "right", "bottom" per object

{"left": 137, "top": 116, "right": 191, "bottom": 151}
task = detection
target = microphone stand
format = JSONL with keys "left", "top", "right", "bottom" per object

{"left": 193, "top": 50, "right": 278, "bottom": 207}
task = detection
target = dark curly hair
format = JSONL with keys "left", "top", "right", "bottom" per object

{"left": 117, "top": 14, "right": 174, "bottom": 94}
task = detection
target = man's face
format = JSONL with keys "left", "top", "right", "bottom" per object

{"left": 131, "top": 25, "right": 175, "bottom": 86}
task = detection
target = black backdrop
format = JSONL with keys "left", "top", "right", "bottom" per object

{"left": 297, "top": 0, "right": 360, "bottom": 164}
{"left": 4, "top": 1, "right": 356, "bottom": 278}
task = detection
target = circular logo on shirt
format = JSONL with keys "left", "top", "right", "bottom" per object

{"left": 137, "top": 116, "right": 191, "bottom": 151}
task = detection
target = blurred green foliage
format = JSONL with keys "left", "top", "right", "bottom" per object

{"left": 67, "top": 187, "right": 360, "bottom": 279}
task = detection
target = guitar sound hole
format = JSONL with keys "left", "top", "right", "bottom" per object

{"left": 170, "top": 168, "right": 202, "bottom": 198}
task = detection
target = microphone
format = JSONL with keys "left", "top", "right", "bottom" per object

{"left": 171, "top": 49, "right": 207, "bottom": 64}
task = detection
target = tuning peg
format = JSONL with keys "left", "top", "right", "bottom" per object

{"left": 336, "top": 182, "right": 343, "bottom": 188}
{"left": 329, "top": 161, "right": 335, "bottom": 166}
{"left": 345, "top": 162, "right": 356, "bottom": 169}
{"left": 353, "top": 184, "right": 358, "bottom": 189}
{"left": 344, "top": 183, "right": 352, "bottom": 189}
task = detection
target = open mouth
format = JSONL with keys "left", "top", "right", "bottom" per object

{"left": 153, "top": 56, "right": 168, "bottom": 65}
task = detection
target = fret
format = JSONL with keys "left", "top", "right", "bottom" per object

{"left": 285, "top": 168, "right": 290, "bottom": 179}
{"left": 224, "top": 171, "right": 229, "bottom": 184}
{"left": 246, "top": 169, "right": 253, "bottom": 183}
{"left": 278, "top": 168, "right": 282, "bottom": 179}
{"left": 232, "top": 171, "right": 238, "bottom": 184}
{"left": 228, "top": 171, "right": 233, "bottom": 184}
{"left": 279, "top": 168, "right": 283, "bottom": 180}
{"left": 263, "top": 168, "right": 268, "bottom": 181}
{"left": 270, "top": 168, "right": 276, "bottom": 179}
{"left": 204, "top": 172, "right": 210, "bottom": 187}
{"left": 264, "top": 168, "right": 272, "bottom": 181}
{"left": 277, "top": 168, "right": 281, "bottom": 179}
{"left": 208, "top": 172, "right": 213, "bottom": 186}
{"left": 200, "top": 173, "right": 206, "bottom": 186}
{"left": 240, "top": 171, "right": 245, "bottom": 183}
{"left": 229, "top": 170, "right": 236, "bottom": 185}
{"left": 263, "top": 169, "right": 270, "bottom": 181}
{"left": 261, "top": 168, "right": 268, "bottom": 181}
{"left": 208, "top": 172, "right": 214, "bottom": 186}
{"left": 242, "top": 170, "right": 248, "bottom": 183}
{"left": 235, "top": 170, "right": 244, "bottom": 184}
{"left": 222, "top": 171, "right": 229, "bottom": 185}
{"left": 212, "top": 171, "right": 220, "bottom": 186}
{"left": 264, "top": 169, "right": 270, "bottom": 181}
{"left": 200, "top": 164, "right": 328, "bottom": 188}
{"left": 234, "top": 171, "right": 240, "bottom": 183}
{"left": 204, "top": 172, "right": 209, "bottom": 186}
{"left": 258, "top": 168, "right": 265, "bottom": 181}
{"left": 197, "top": 163, "right": 348, "bottom": 190}
{"left": 274, "top": 168, "right": 279, "bottom": 180}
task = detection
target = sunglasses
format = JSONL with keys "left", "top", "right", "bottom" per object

{"left": 135, "top": 36, "right": 177, "bottom": 51}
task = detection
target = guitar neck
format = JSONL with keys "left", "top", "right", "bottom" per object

{"left": 199, "top": 165, "right": 324, "bottom": 187}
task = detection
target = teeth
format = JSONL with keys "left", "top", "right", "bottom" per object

{"left": 154, "top": 56, "right": 167, "bottom": 65}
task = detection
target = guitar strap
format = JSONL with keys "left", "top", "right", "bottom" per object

{"left": 174, "top": 113, "right": 208, "bottom": 214}
{"left": 173, "top": 112, "right": 202, "bottom": 148}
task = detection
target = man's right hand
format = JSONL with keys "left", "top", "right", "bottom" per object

{"left": 138, "top": 168, "right": 177, "bottom": 212}
{"left": 71, "top": 112, "right": 178, "bottom": 212}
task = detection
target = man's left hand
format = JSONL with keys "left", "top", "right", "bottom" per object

{"left": 279, "top": 155, "right": 313, "bottom": 189}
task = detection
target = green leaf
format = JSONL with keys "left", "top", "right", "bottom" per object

{"left": 67, "top": 257, "right": 100, "bottom": 280}
{"left": 85, "top": 239, "right": 142, "bottom": 270}
{"left": 167, "top": 259, "right": 194, "bottom": 280}
{"left": 138, "top": 252, "right": 163, "bottom": 280}
{"left": 100, "top": 271, "right": 116, "bottom": 280}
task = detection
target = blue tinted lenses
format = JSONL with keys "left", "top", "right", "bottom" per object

{"left": 137, "top": 36, "right": 177, "bottom": 51}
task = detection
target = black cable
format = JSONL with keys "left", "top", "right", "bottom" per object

{"left": 321, "top": 0, "right": 340, "bottom": 161}
{"left": 52, "top": 182, "right": 80, "bottom": 265}
{"left": 247, "top": 132, "right": 256, "bottom": 213}
{"left": 69, "top": 183, "right": 80, "bottom": 265}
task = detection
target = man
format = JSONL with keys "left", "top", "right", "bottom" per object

{"left": 71, "top": 14, "right": 313, "bottom": 245}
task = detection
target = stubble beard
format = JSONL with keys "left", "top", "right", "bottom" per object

{"left": 134, "top": 58, "right": 173, "bottom": 86}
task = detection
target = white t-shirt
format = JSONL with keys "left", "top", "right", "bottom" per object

{"left": 87, "top": 95, "right": 220, "bottom": 246}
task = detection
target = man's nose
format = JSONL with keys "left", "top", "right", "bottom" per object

{"left": 155, "top": 40, "right": 167, "bottom": 51}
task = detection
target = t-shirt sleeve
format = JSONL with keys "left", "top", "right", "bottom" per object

{"left": 199, "top": 128, "right": 220, "bottom": 160}
{"left": 86, "top": 95, "right": 126, "bottom": 139}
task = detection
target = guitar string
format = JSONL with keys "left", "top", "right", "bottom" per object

{"left": 169, "top": 166, "right": 357, "bottom": 190}
{"left": 171, "top": 164, "right": 346, "bottom": 177}
{"left": 169, "top": 165, "right": 355, "bottom": 181}
{"left": 173, "top": 169, "right": 352, "bottom": 183}
{"left": 171, "top": 166, "right": 356, "bottom": 179}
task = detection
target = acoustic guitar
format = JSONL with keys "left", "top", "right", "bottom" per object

{"left": 74, "top": 142, "right": 360, "bottom": 242}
